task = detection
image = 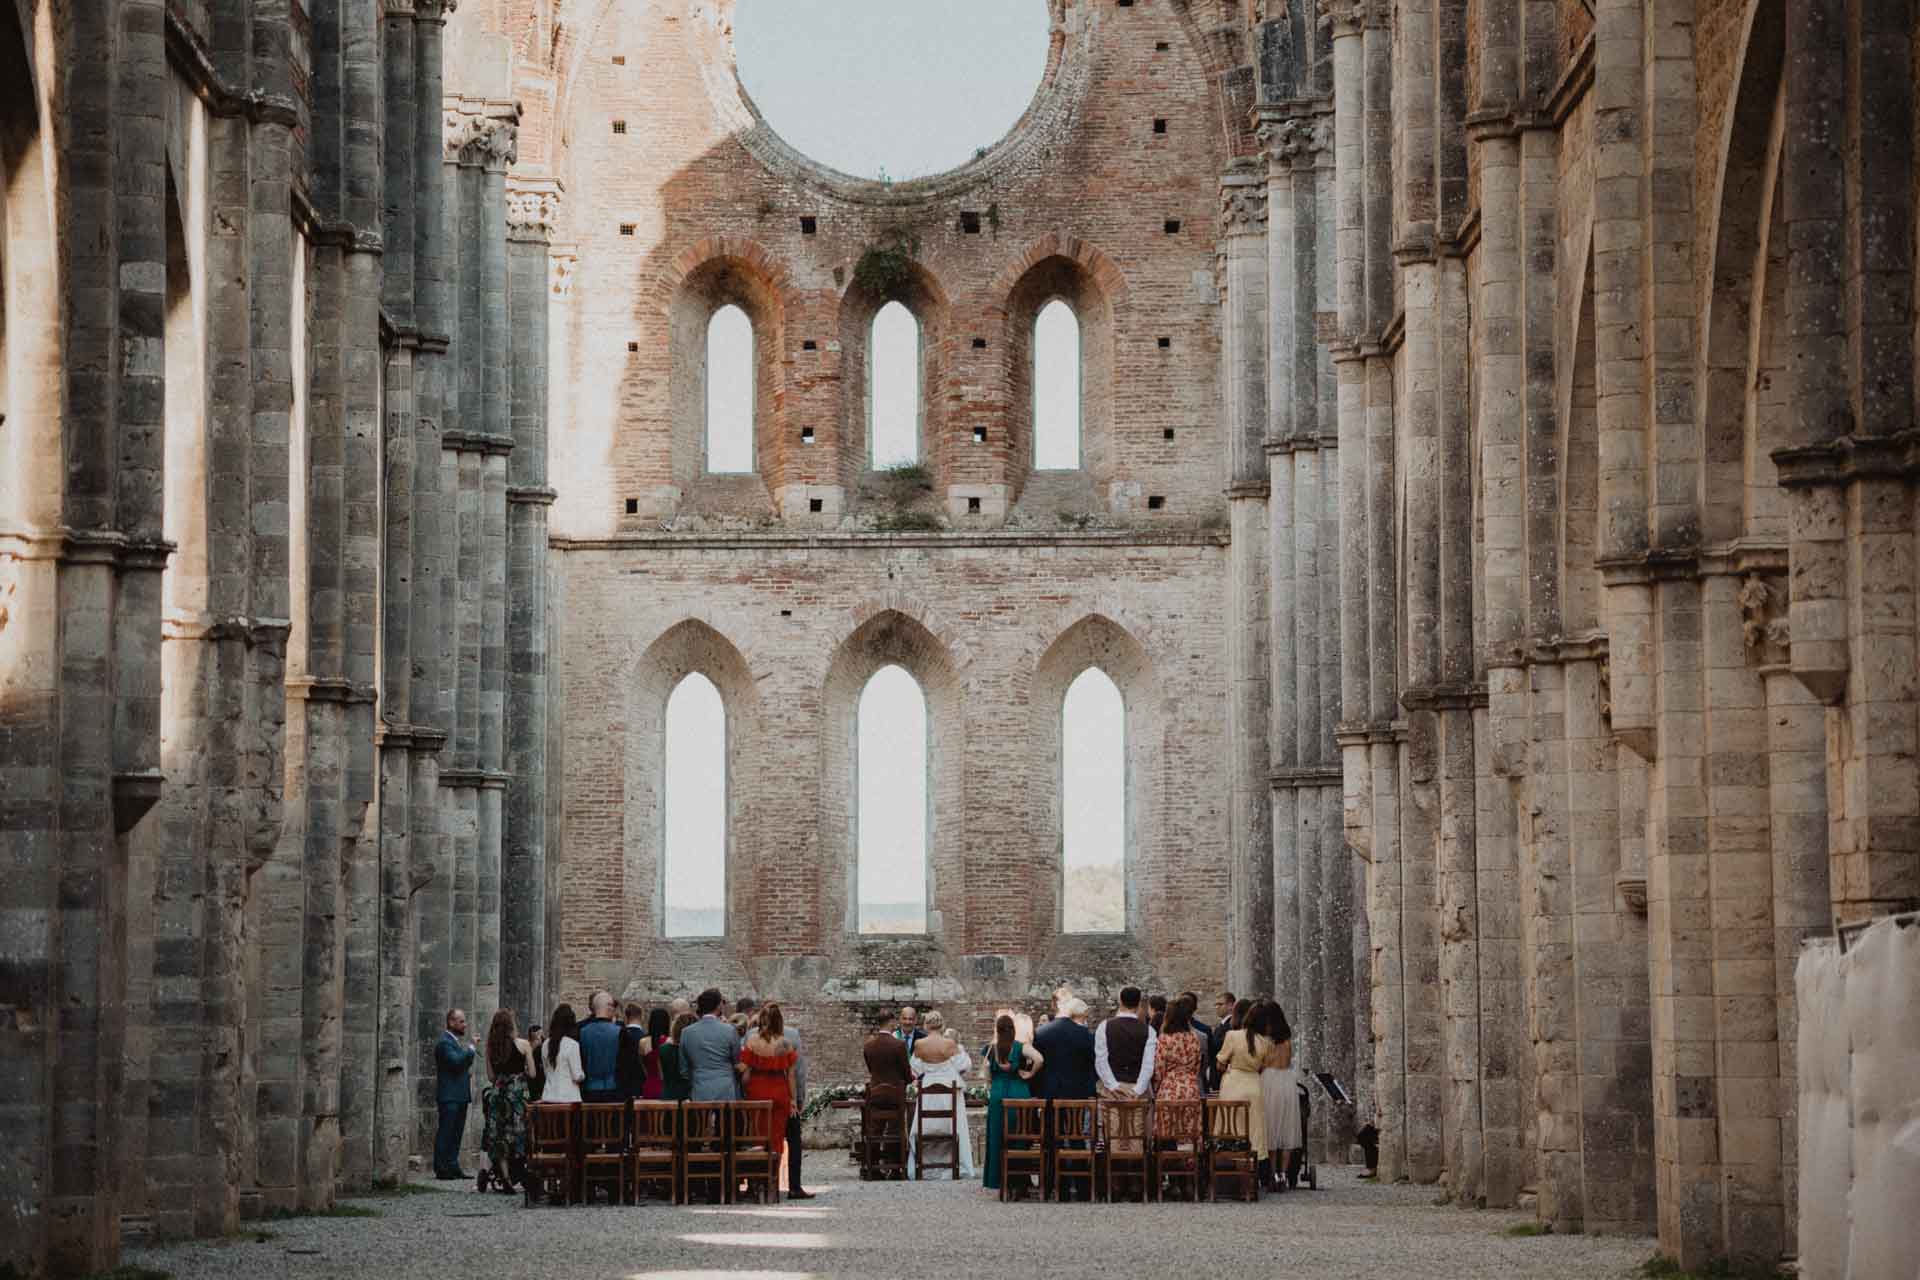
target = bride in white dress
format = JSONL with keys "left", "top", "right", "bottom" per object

{"left": 907, "top": 1012, "right": 975, "bottom": 1179}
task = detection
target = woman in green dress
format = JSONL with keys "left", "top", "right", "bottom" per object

{"left": 981, "top": 1013, "right": 1044, "bottom": 1192}
{"left": 660, "top": 1011, "right": 695, "bottom": 1102}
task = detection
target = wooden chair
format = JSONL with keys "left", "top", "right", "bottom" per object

{"left": 524, "top": 1102, "right": 577, "bottom": 1206}
{"left": 579, "top": 1102, "right": 628, "bottom": 1205}
{"left": 1153, "top": 1099, "right": 1205, "bottom": 1202}
{"left": 1205, "top": 1098, "right": 1258, "bottom": 1202}
{"left": 1100, "top": 1098, "right": 1154, "bottom": 1202}
{"left": 729, "top": 1100, "right": 779, "bottom": 1204}
{"left": 1050, "top": 1098, "right": 1098, "bottom": 1202}
{"left": 680, "top": 1101, "right": 730, "bottom": 1204}
{"left": 629, "top": 1101, "right": 680, "bottom": 1203}
{"left": 912, "top": 1083, "right": 962, "bottom": 1181}
{"left": 998, "top": 1098, "right": 1048, "bottom": 1201}
{"left": 860, "top": 1091, "right": 909, "bottom": 1181}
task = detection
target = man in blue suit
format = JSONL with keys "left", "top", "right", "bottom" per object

{"left": 577, "top": 990, "right": 623, "bottom": 1103}
{"left": 679, "top": 987, "right": 743, "bottom": 1101}
{"left": 433, "top": 1008, "right": 480, "bottom": 1180}
{"left": 1032, "top": 997, "right": 1097, "bottom": 1100}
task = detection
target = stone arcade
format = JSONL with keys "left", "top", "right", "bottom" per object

{"left": 2, "top": 0, "right": 1918, "bottom": 1275}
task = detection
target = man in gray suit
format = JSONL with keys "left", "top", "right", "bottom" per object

{"left": 680, "top": 987, "right": 742, "bottom": 1101}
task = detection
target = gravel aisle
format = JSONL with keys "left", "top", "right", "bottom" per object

{"left": 127, "top": 1164, "right": 1653, "bottom": 1279}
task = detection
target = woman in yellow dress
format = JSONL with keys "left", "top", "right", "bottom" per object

{"left": 1214, "top": 1009, "right": 1271, "bottom": 1165}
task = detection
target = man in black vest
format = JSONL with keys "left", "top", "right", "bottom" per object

{"left": 1094, "top": 986, "right": 1158, "bottom": 1100}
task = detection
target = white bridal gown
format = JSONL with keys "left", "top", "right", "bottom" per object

{"left": 908, "top": 1048, "right": 975, "bottom": 1179}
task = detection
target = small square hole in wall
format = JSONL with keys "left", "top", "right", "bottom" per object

{"left": 627, "top": 340, "right": 639, "bottom": 353}
{"left": 967, "top": 496, "right": 982, "bottom": 513}
{"left": 625, "top": 498, "right": 639, "bottom": 514}
{"left": 800, "top": 215, "right": 818, "bottom": 235}
{"left": 802, "top": 339, "right": 818, "bottom": 351}
{"left": 612, "top": 54, "right": 626, "bottom": 65}
{"left": 809, "top": 498, "right": 824, "bottom": 513}
{"left": 972, "top": 337, "right": 988, "bottom": 349}
{"left": 1153, "top": 118, "right": 1168, "bottom": 134}
{"left": 780, "top": 608, "right": 793, "bottom": 617}
{"left": 1164, "top": 427, "right": 1176, "bottom": 441}
{"left": 1158, "top": 336, "right": 1171, "bottom": 349}
{"left": 1147, "top": 495, "right": 1166, "bottom": 510}
{"left": 1164, "top": 218, "right": 1182, "bottom": 234}
{"left": 800, "top": 426, "right": 815, "bottom": 444}
{"left": 1156, "top": 40, "right": 1171, "bottom": 51}
{"left": 618, "top": 223, "right": 636, "bottom": 236}
{"left": 960, "top": 210, "right": 982, "bottom": 234}
{"left": 973, "top": 425, "right": 987, "bottom": 443}
{"left": 1117, "top": 0, "right": 1134, "bottom": 6}
{"left": 612, "top": 119, "right": 627, "bottom": 135}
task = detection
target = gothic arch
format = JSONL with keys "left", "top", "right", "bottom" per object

{"left": 820, "top": 608, "right": 966, "bottom": 942}
{"left": 664, "top": 247, "right": 787, "bottom": 507}
{"left": 999, "top": 242, "right": 1122, "bottom": 508}
{"left": 836, "top": 255, "right": 952, "bottom": 492}
{"left": 1026, "top": 614, "right": 1162, "bottom": 940}
{"left": 623, "top": 619, "right": 761, "bottom": 943}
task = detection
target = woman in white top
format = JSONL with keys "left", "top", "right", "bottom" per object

{"left": 538, "top": 1002, "right": 587, "bottom": 1104}
{"left": 907, "top": 1011, "right": 975, "bottom": 1179}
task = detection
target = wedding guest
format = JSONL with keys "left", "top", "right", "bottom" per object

{"left": 661, "top": 1012, "right": 696, "bottom": 1102}
{"left": 478, "top": 1009, "right": 534, "bottom": 1193}
{"left": 539, "top": 1003, "right": 586, "bottom": 1104}
{"left": 1033, "top": 997, "right": 1097, "bottom": 1100}
{"left": 526, "top": 1024, "right": 547, "bottom": 1101}
{"left": 1256, "top": 1000, "right": 1304, "bottom": 1189}
{"left": 1214, "top": 999, "right": 1271, "bottom": 1171}
{"left": 741, "top": 1003, "right": 801, "bottom": 1187}
{"left": 615, "top": 1002, "right": 652, "bottom": 1101}
{"left": 640, "top": 1007, "right": 670, "bottom": 1099}
{"left": 1152, "top": 997, "right": 1206, "bottom": 1140}
{"left": 895, "top": 1005, "right": 927, "bottom": 1055}
{"left": 863, "top": 1015, "right": 913, "bottom": 1106}
{"left": 577, "top": 990, "right": 622, "bottom": 1103}
{"left": 681, "top": 988, "right": 742, "bottom": 1101}
{"left": 982, "top": 1013, "right": 1044, "bottom": 1194}
{"left": 1095, "top": 986, "right": 1158, "bottom": 1099}
{"left": 782, "top": 1012, "right": 814, "bottom": 1199}
{"left": 908, "top": 1013, "right": 974, "bottom": 1178}
{"left": 1206, "top": 990, "right": 1238, "bottom": 1091}
{"left": 669, "top": 996, "right": 692, "bottom": 1021}
{"left": 1181, "top": 990, "right": 1213, "bottom": 1049}
{"left": 432, "top": 1008, "right": 480, "bottom": 1180}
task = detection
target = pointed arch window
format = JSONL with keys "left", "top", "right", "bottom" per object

{"left": 663, "top": 672, "right": 727, "bottom": 937}
{"left": 856, "top": 663, "right": 928, "bottom": 933}
{"left": 705, "top": 304, "right": 754, "bottom": 473}
{"left": 1062, "top": 667, "right": 1124, "bottom": 932}
{"left": 1033, "top": 298, "right": 1082, "bottom": 469}
{"left": 870, "top": 300, "right": 921, "bottom": 468}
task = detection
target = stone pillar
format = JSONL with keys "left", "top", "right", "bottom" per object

{"left": 1221, "top": 164, "right": 1273, "bottom": 996}
{"left": 503, "top": 180, "right": 559, "bottom": 1030}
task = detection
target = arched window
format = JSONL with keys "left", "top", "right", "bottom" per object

{"left": 869, "top": 300, "right": 920, "bottom": 468}
{"left": 663, "top": 672, "right": 727, "bottom": 936}
{"left": 705, "top": 304, "right": 754, "bottom": 473}
{"left": 1061, "top": 667, "right": 1124, "bottom": 932}
{"left": 1033, "top": 298, "right": 1081, "bottom": 469}
{"left": 856, "top": 663, "right": 928, "bottom": 933}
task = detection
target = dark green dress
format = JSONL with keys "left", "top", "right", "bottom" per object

{"left": 982, "top": 1041, "right": 1031, "bottom": 1191}
{"left": 660, "top": 1040, "right": 693, "bottom": 1101}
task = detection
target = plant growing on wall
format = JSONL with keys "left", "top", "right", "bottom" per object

{"left": 854, "top": 226, "right": 923, "bottom": 296}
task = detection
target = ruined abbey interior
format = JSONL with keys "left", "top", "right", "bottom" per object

{"left": 4, "top": 0, "right": 1920, "bottom": 1274}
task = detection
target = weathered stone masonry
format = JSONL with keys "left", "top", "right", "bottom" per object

{"left": 7, "top": 0, "right": 1920, "bottom": 1275}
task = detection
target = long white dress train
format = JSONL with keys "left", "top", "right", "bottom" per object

{"left": 908, "top": 1049, "right": 975, "bottom": 1179}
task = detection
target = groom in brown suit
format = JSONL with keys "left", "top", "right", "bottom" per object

{"left": 861, "top": 1016, "right": 915, "bottom": 1178}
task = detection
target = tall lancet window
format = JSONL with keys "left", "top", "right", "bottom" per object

{"left": 706, "top": 304, "right": 754, "bottom": 473}
{"left": 663, "top": 672, "right": 727, "bottom": 936}
{"left": 870, "top": 300, "right": 920, "bottom": 467}
{"left": 856, "top": 663, "right": 928, "bottom": 933}
{"left": 1061, "top": 667, "right": 1124, "bottom": 932}
{"left": 1033, "top": 298, "right": 1081, "bottom": 469}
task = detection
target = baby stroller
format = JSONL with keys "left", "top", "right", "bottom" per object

{"left": 1289, "top": 1073, "right": 1357, "bottom": 1191}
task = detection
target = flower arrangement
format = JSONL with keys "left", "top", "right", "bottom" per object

{"left": 799, "top": 1081, "right": 991, "bottom": 1122}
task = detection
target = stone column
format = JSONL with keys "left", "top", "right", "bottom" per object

{"left": 1221, "top": 163, "right": 1273, "bottom": 996}
{"left": 503, "top": 181, "right": 559, "bottom": 1029}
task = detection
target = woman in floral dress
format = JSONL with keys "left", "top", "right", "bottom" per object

{"left": 479, "top": 1009, "right": 534, "bottom": 1193}
{"left": 1152, "top": 997, "right": 1206, "bottom": 1138}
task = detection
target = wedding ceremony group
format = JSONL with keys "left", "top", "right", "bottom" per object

{"left": 430, "top": 983, "right": 1324, "bottom": 1206}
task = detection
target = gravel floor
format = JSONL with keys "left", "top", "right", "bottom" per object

{"left": 127, "top": 1162, "right": 1656, "bottom": 1280}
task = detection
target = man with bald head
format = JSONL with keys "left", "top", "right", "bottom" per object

{"left": 578, "top": 989, "right": 623, "bottom": 1103}
{"left": 895, "top": 1005, "right": 927, "bottom": 1056}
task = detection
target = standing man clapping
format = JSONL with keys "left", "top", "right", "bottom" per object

{"left": 434, "top": 1008, "right": 480, "bottom": 1180}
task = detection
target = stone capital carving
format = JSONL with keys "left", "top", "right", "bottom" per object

{"left": 445, "top": 99, "right": 520, "bottom": 168}
{"left": 1259, "top": 115, "right": 1330, "bottom": 168}
{"left": 1739, "top": 573, "right": 1791, "bottom": 666}
{"left": 506, "top": 180, "right": 561, "bottom": 236}
{"left": 550, "top": 251, "right": 578, "bottom": 298}
{"left": 1219, "top": 179, "right": 1268, "bottom": 236}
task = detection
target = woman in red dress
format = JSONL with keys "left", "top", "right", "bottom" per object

{"left": 740, "top": 1002, "right": 800, "bottom": 1170}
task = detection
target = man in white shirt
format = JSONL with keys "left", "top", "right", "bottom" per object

{"left": 1094, "top": 986, "right": 1158, "bottom": 1099}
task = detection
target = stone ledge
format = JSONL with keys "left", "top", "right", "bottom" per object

{"left": 552, "top": 529, "right": 1229, "bottom": 552}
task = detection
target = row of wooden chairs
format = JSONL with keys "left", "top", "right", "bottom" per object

{"left": 523, "top": 1100, "right": 780, "bottom": 1206}
{"left": 993, "top": 1097, "right": 1260, "bottom": 1202}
